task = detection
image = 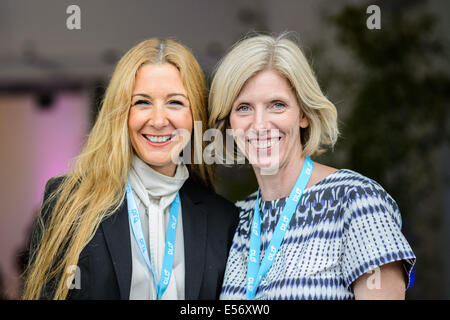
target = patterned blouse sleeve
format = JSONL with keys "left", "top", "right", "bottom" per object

{"left": 340, "top": 179, "right": 416, "bottom": 291}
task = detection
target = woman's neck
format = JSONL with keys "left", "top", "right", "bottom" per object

{"left": 149, "top": 162, "right": 177, "bottom": 177}
{"left": 253, "top": 150, "right": 306, "bottom": 201}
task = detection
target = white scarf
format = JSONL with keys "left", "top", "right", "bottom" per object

{"left": 128, "top": 154, "right": 189, "bottom": 300}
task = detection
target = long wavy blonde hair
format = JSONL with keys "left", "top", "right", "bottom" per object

{"left": 22, "top": 38, "right": 213, "bottom": 300}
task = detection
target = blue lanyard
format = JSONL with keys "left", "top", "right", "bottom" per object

{"left": 126, "top": 180, "right": 180, "bottom": 300}
{"left": 246, "top": 157, "right": 314, "bottom": 300}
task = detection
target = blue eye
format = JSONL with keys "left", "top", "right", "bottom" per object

{"left": 237, "top": 105, "right": 249, "bottom": 112}
{"left": 273, "top": 102, "right": 285, "bottom": 109}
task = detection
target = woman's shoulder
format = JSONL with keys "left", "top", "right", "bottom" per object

{"left": 330, "top": 169, "right": 394, "bottom": 202}
{"left": 324, "top": 169, "right": 401, "bottom": 225}
{"left": 38, "top": 175, "right": 67, "bottom": 222}
{"left": 44, "top": 175, "right": 66, "bottom": 195}
{"left": 234, "top": 169, "right": 396, "bottom": 211}
{"left": 234, "top": 169, "right": 383, "bottom": 200}
{"left": 234, "top": 191, "right": 258, "bottom": 221}
{"left": 308, "top": 168, "right": 390, "bottom": 197}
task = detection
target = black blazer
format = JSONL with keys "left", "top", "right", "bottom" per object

{"left": 31, "top": 176, "right": 238, "bottom": 300}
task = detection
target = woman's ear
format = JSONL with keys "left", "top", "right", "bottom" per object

{"left": 299, "top": 112, "right": 309, "bottom": 129}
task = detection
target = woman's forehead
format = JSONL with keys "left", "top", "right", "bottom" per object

{"left": 235, "top": 70, "right": 295, "bottom": 102}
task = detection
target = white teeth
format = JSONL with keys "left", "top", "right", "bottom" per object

{"left": 144, "top": 135, "right": 172, "bottom": 143}
{"left": 250, "top": 139, "right": 276, "bottom": 149}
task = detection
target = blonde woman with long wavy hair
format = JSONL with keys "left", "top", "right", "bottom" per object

{"left": 209, "top": 32, "right": 416, "bottom": 300}
{"left": 23, "top": 38, "right": 238, "bottom": 300}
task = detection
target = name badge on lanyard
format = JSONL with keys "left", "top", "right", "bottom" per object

{"left": 246, "top": 157, "right": 313, "bottom": 300}
{"left": 126, "top": 180, "right": 180, "bottom": 300}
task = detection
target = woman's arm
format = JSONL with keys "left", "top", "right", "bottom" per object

{"left": 353, "top": 261, "right": 406, "bottom": 300}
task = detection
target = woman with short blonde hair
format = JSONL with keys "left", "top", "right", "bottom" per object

{"left": 209, "top": 33, "right": 415, "bottom": 300}
{"left": 209, "top": 32, "right": 338, "bottom": 159}
{"left": 23, "top": 38, "right": 237, "bottom": 300}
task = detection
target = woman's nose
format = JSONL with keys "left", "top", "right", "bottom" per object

{"left": 149, "top": 103, "right": 169, "bottom": 128}
{"left": 251, "top": 106, "right": 270, "bottom": 131}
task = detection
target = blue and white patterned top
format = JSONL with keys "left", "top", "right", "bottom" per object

{"left": 220, "top": 169, "right": 416, "bottom": 300}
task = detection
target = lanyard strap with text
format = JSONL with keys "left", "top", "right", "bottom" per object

{"left": 246, "top": 157, "right": 314, "bottom": 300}
{"left": 126, "top": 180, "right": 180, "bottom": 300}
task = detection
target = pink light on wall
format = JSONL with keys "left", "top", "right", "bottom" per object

{"left": 31, "top": 92, "right": 90, "bottom": 207}
{"left": 0, "top": 91, "right": 90, "bottom": 299}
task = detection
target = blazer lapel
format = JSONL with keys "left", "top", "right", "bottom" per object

{"left": 181, "top": 179, "right": 207, "bottom": 300}
{"left": 101, "top": 198, "right": 132, "bottom": 300}
{"left": 100, "top": 179, "right": 207, "bottom": 300}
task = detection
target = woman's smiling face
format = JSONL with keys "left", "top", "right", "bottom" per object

{"left": 229, "top": 69, "right": 309, "bottom": 172}
{"left": 128, "top": 63, "right": 192, "bottom": 176}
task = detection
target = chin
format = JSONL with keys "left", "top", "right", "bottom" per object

{"left": 136, "top": 151, "right": 170, "bottom": 166}
{"left": 251, "top": 158, "right": 281, "bottom": 175}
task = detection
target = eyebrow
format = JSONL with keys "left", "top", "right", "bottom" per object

{"left": 131, "top": 93, "right": 188, "bottom": 99}
{"left": 234, "top": 96, "right": 289, "bottom": 105}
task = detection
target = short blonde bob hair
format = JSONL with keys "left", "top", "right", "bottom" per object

{"left": 208, "top": 32, "right": 339, "bottom": 158}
